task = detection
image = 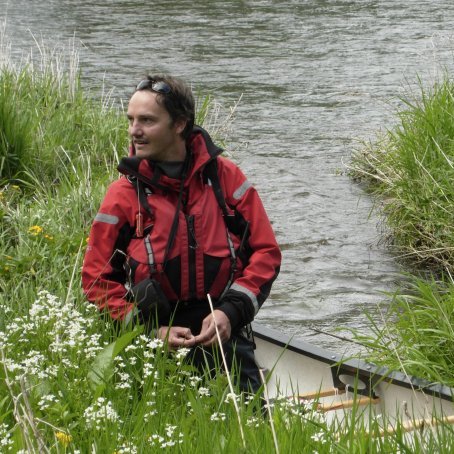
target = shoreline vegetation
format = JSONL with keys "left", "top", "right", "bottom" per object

{"left": 348, "top": 75, "right": 454, "bottom": 389}
{"left": 1, "top": 34, "right": 454, "bottom": 451}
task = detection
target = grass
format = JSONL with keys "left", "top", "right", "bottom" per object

{"left": 347, "top": 72, "right": 454, "bottom": 389}
{"left": 1, "top": 33, "right": 454, "bottom": 452}
{"left": 350, "top": 274, "right": 454, "bottom": 388}
{"left": 349, "top": 74, "right": 454, "bottom": 272}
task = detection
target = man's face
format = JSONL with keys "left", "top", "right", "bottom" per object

{"left": 127, "top": 90, "right": 186, "bottom": 161}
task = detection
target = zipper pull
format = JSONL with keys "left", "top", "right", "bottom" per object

{"left": 136, "top": 212, "right": 144, "bottom": 238}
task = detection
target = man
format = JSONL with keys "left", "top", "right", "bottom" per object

{"left": 82, "top": 74, "right": 281, "bottom": 392}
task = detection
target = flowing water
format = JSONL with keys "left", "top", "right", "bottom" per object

{"left": 2, "top": 0, "right": 454, "bottom": 351}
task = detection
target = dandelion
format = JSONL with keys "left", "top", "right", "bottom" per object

{"left": 28, "top": 225, "right": 43, "bottom": 236}
{"left": 44, "top": 234, "right": 54, "bottom": 240}
{"left": 55, "top": 431, "right": 72, "bottom": 447}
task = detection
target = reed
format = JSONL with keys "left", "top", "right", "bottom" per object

{"left": 349, "top": 75, "right": 454, "bottom": 273}
{"left": 351, "top": 274, "right": 454, "bottom": 388}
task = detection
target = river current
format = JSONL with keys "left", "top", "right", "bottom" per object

{"left": 2, "top": 0, "right": 454, "bottom": 352}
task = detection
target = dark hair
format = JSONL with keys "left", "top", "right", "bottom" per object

{"left": 134, "top": 74, "right": 195, "bottom": 140}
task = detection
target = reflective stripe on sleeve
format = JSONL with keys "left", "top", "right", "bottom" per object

{"left": 94, "top": 213, "right": 119, "bottom": 225}
{"left": 230, "top": 282, "right": 259, "bottom": 314}
{"left": 233, "top": 180, "right": 252, "bottom": 200}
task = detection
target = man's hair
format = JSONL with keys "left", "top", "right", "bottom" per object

{"left": 135, "top": 74, "right": 195, "bottom": 140}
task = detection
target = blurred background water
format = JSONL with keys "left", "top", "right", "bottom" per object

{"left": 2, "top": 0, "right": 454, "bottom": 352}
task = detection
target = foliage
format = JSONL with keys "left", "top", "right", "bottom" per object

{"left": 351, "top": 275, "right": 454, "bottom": 388}
{"left": 349, "top": 75, "right": 454, "bottom": 272}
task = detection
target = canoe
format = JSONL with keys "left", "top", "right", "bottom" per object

{"left": 252, "top": 322, "right": 454, "bottom": 432}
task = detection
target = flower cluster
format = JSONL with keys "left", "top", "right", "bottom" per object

{"left": 210, "top": 412, "right": 226, "bottom": 422}
{"left": 0, "top": 423, "right": 13, "bottom": 451}
{"left": 28, "top": 225, "right": 53, "bottom": 240}
{"left": 83, "top": 397, "right": 121, "bottom": 430}
{"left": 149, "top": 424, "right": 184, "bottom": 449}
{"left": 55, "top": 431, "right": 72, "bottom": 447}
{"left": 2, "top": 290, "right": 103, "bottom": 379}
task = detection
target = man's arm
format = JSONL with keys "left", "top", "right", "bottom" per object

{"left": 208, "top": 158, "right": 282, "bottom": 334}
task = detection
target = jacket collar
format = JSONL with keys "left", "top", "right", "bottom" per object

{"left": 118, "top": 125, "right": 223, "bottom": 191}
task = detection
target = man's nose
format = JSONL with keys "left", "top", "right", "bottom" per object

{"left": 129, "top": 121, "right": 142, "bottom": 136}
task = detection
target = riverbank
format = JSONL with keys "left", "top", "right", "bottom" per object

{"left": 349, "top": 74, "right": 454, "bottom": 388}
{"left": 1, "top": 40, "right": 453, "bottom": 452}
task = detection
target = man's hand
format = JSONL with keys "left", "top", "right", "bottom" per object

{"left": 158, "top": 326, "right": 196, "bottom": 350}
{"left": 194, "top": 310, "right": 231, "bottom": 347}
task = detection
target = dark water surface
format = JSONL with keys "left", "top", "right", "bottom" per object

{"left": 2, "top": 0, "right": 454, "bottom": 351}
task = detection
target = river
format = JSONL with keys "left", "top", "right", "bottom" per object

{"left": 2, "top": 0, "right": 454, "bottom": 352}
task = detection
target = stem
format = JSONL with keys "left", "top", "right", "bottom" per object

{"left": 206, "top": 294, "right": 246, "bottom": 448}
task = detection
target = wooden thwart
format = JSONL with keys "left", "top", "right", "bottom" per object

{"left": 372, "top": 414, "right": 454, "bottom": 437}
{"left": 319, "top": 396, "right": 380, "bottom": 413}
{"left": 298, "top": 388, "right": 346, "bottom": 400}
{"left": 296, "top": 389, "right": 380, "bottom": 413}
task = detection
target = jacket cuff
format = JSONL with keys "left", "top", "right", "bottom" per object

{"left": 216, "top": 301, "right": 242, "bottom": 332}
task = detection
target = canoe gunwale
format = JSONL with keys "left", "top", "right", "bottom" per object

{"left": 252, "top": 322, "right": 454, "bottom": 403}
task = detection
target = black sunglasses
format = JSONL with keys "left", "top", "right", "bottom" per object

{"left": 135, "top": 79, "right": 171, "bottom": 94}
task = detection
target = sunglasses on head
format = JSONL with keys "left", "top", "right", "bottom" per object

{"left": 135, "top": 79, "right": 171, "bottom": 94}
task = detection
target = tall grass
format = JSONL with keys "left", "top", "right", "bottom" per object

{"left": 1, "top": 34, "right": 454, "bottom": 452}
{"left": 350, "top": 274, "right": 454, "bottom": 387}
{"left": 348, "top": 73, "right": 454, "bottom": 394}
{"left": 349, "top": 75, "right": 454, "bottom": 272}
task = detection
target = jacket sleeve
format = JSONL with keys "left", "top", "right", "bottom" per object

{"left": 81, "top": 180, "right": 136, "bottom": 322}
{"left": 216, "top": 158, "right": 281, "bottom": 329}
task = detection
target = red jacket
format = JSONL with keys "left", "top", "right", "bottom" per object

{"left": 82, "top": 127, "right": 281, "bottom": 328}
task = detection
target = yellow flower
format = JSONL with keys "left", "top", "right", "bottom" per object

{"left": 44, "top": 234, "right": 54, "bottom": 240}
{"left": 28, "top": 225, "right": 43, "bottom": 236}
{"left": 55, "top": 431, "right": 72, "bottom": 446}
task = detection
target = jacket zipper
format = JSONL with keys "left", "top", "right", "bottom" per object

{"left": 187, "top": 215, "right": 198, "bottom": 299}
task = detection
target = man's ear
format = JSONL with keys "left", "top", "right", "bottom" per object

{"left": 174, "top": 118, "right": 187, "bottom": 135}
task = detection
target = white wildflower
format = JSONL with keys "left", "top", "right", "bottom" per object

{"left": 149, "top": 425, "right": 183, "bottom": 449}
{"left": 38, "top": 394, "right": 57, "bottom": 411}
{"left": 224, "top": 392, "right": 239, "bottom": 404}
{"left": 0, "top": 423, "right": 13, "bottom": 450}
{"left": 188, "top": 375, "right": 202, "bottom": 387}
{"left": 116, "top": 443, "right": 138, "bottom": 454}
{"left": 210, "top": 412, "right": 226, "bottom": 422}
{"left": 174, "top": 347, "right": 190, "bottom": 365}
{"left": 198, "top": 387, "right": 210, "bottom": 397}
{"left": 246, "top": 416, "right": 260, "bottom": 428}
{"left": 311, "top": 431, "right": 327, "bottom": 444}
{"left": 84, "top": 398, "right": 121, "bottom": 430}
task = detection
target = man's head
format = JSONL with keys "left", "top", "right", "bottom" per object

{"left": 127, "top": 74, "right": 195, "bottom": 161}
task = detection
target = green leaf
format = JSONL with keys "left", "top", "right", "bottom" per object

{"left": 87, "top": 325, "right": 143, "bottom": 391}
